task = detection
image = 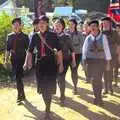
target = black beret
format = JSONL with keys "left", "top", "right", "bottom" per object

{"left": 39, "top": 15, "right": 49, "bottom": 23}
{"left": 88, "top": 20, "right": 99, "bottom": 26}
{"left": 101, "top": 17, "right": 111, "bottom": 22}
{"left": 12, "top": 17, "right": 21, "bottom": 24}
{"left": 33, "top": 18, "right": 39, "bottom": 25}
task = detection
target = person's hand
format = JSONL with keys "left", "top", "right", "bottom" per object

{"left": 82, "top": 60, "right": 87, "bottom": 71}
{"left": 106, "top": 61, "right": 111, "bottom": 71}
{"left": 71, "top": 60, "right": 76, "bottom": 69}
{"left": 28, "top": 63, "right": 32, "bottom": 70}
{"left": 4, "top": 59, "right": 8, "bottom": 64}
{"left": 23, "top": 63, "right": 28, "bottom": 71}
{"left": 58, "top": 64, "right": 64, "bottom": 74}
{"left": 118, "top": 55, "right": 120, "bottom": 64}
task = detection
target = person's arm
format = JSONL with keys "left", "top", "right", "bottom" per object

{"left": 103, "top": 35, "right": 112, "bottom": 71}
{"left": 79, "top": 32, "right": 84, "bottom": 46}
{"left": 54, "top": 34, "right": 64, "bottom": 73}
{"left": 82, "top": 36, "right": 88, "bottom": 61}
{"left": 82, "top": 36, "right": 89, "bottom": 71}
{"left": 57, "top": 50, "right": 64, "bottom": 73}
{"left": 115, "top": 32, "right": 120, "bottom": 63}
{"left": 23, "top": 51, "right": 32, "bottom": 70}
{"left": 23, "top": 34, "right": 36, "bottom": 70}
{"left": 71, "top": 52, "right": 76, "bottom": 68}
{"left": 66, "top": 35, "right": 76, "bottom": 68}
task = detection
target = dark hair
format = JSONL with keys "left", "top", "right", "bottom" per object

{"left": 88, "top": 20, "right": 99, "bottom": 26}
{"left": 12, "top": 17, "right": 21, "bottom": 24}
{"left": 55, "top": 18, "right": 66, "bottom": 30}
{"left": 101, "top": 17, "right": 111, "bottom": 22}
{"left": 116, "top": 24, "right": 120, "bottom": 28}
{"left": 69, "top": 18, "right": 78, "bottom": 33}
{"left": 33, "top": 18, "right": 39, "bottom": 25}
{"left": 39, "top": 15, "right": 49, "bottom": 23}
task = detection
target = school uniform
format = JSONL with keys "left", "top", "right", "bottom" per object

{"left": 28, "top": 30, "right": 61, "bottom": 94}
{"left": 82, "top": 32, "right": 111, "bottom": 105}
{"left": 102, "top": 30, "right": 120, "bottom": 93}
{"left": 6, "top": 32, "right": 29, "bottom": 101}
{"left": 67, "top": 31, "right": 84, "bottom": 92}
{"left": 57, "top": 32, "right": 74, "bottom": 102}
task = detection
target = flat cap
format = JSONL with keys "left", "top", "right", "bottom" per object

{"left": 88, "top": 20, "right": 99, "bottom": 26}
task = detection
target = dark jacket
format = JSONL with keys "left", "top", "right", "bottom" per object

{"left": 7, "top": 32, "right": 29, "bottom": 58}
{"left": 58, "top": 32, "right": 74, "bottom": 60}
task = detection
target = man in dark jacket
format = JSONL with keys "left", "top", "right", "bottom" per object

{"left": 5, "top": 18, "right": 29, "bottom": 104}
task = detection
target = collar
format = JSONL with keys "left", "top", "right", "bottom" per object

{"left": 58, "top": 32, "right": 65, "bottom": 37}
{"left": 89, "top": 32, "right": 102, "bottom": 40}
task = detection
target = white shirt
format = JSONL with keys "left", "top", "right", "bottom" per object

{"left": 82, "top": 33, "right": 112, "bottom": 60}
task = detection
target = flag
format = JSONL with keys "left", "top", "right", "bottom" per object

{"left": 108, "top": 0, "right": 120, "bottom": 22}
{"left": 110, "top": 0, "right": 119, "bottom": 8}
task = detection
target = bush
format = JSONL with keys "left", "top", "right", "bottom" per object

{"left": 0, "top": 63, "right": 11, "bottom": 82}
{"left": 0, "top": 12, "right": 12, "bottom": 50}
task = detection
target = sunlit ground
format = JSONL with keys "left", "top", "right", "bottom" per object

{"left": 0, "top": 66, "right": 120, "bottom": 120}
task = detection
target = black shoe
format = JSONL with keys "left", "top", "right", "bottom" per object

{"left": 113, "top": 84, "right": 118, "bottom": 87}
{"left": 17, "top": 99, "right": 23, "bottom": 105}
{"left": 45, "top": 112, "right": 51, "bottom": 120}
{"left": 110, "top": 90, "right": 113, "bottom": 95}
{"left": 17, "top": 96, "right": 26, "bottom": 102}
{"left": 73, "top": 87, "right": 77, "bottom": 95}
{"left": 98, "top": 100, "right": 104, "bottom": 107}
{"left": 60, "top": 96, "right": 65, "bottom": 106}
{"left": 93, "top": 98, "right": 98, "bottom": 105}
{"left": 93, "top": 98, "right": 104, "bottom": 106}
{"left": 17, "top": 99, "right": 22, "bottom": 103}
{"left": 103, "top": 91, "right": 108, "bottom": 95}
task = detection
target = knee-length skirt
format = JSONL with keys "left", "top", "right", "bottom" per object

{"left": 35, "top": 56, "right": 57, "bottom": 94}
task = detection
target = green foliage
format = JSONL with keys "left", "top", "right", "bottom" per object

{"left": 23, "top": 26, "right": 32, "bottom": 34}
{"left": 0, "top": 12, "right": 12, "bottom": 82}
{"left": 0, "top": 12, "right": 12, "bottom": 50}
{"left": 0, "top": 63, "right": 11, "bottom": 82}
{"left": 0, "top": 54, "right": 11, "bottom": 82}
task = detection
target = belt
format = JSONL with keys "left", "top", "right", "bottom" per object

{"left": 37, "top": 54, "right": 54, "bottom": 61}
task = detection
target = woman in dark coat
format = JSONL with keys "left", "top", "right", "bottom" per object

{"left": 53, "top": 18, "right": 76, "bottom": 105}
{"left": 24, "top": 15, "right": 63, "bottom": 119}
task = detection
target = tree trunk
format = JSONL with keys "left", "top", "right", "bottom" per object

{"left": 35, "top": 0, "right": 52, "bottom": 18}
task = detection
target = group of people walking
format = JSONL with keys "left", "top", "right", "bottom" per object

{"left": 5, "top": 15, "right": 120, "bottom": 119}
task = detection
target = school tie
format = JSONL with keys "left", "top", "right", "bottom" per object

{"left": 93, "top": 36, "right": 97, "bottom": 50}
{"left": 40, "top": 34, "right": 46, "bottom": 57}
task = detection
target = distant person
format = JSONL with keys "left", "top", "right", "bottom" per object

{"left": 82, "top": 19, "right": 91, "bottom": 83}
{"left": 82, "top": 20, "right": 111, "bottom": 106}
{"left": 101, "top": 17, "right": 120, "bottom": 94}
{"left": 67, "top": 18, "right": 84, "bottom": 94}
{"left": 113, "top": 24, "right": 120, "bottom": 87}
{"left": 77, "top": 21, "right": 84, "bottom": 32}
{"left": 5, "top": 18, "right": 29, "bottom": 104}
{"left": 29, "top": 18, "right": 39, "bottom": 68}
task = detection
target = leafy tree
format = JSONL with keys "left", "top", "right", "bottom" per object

{"left": 0, "top": 12, "right": 12, "bottom": 50}
{"left": 36, "top": 0, "right": 53, "bottom": 17}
